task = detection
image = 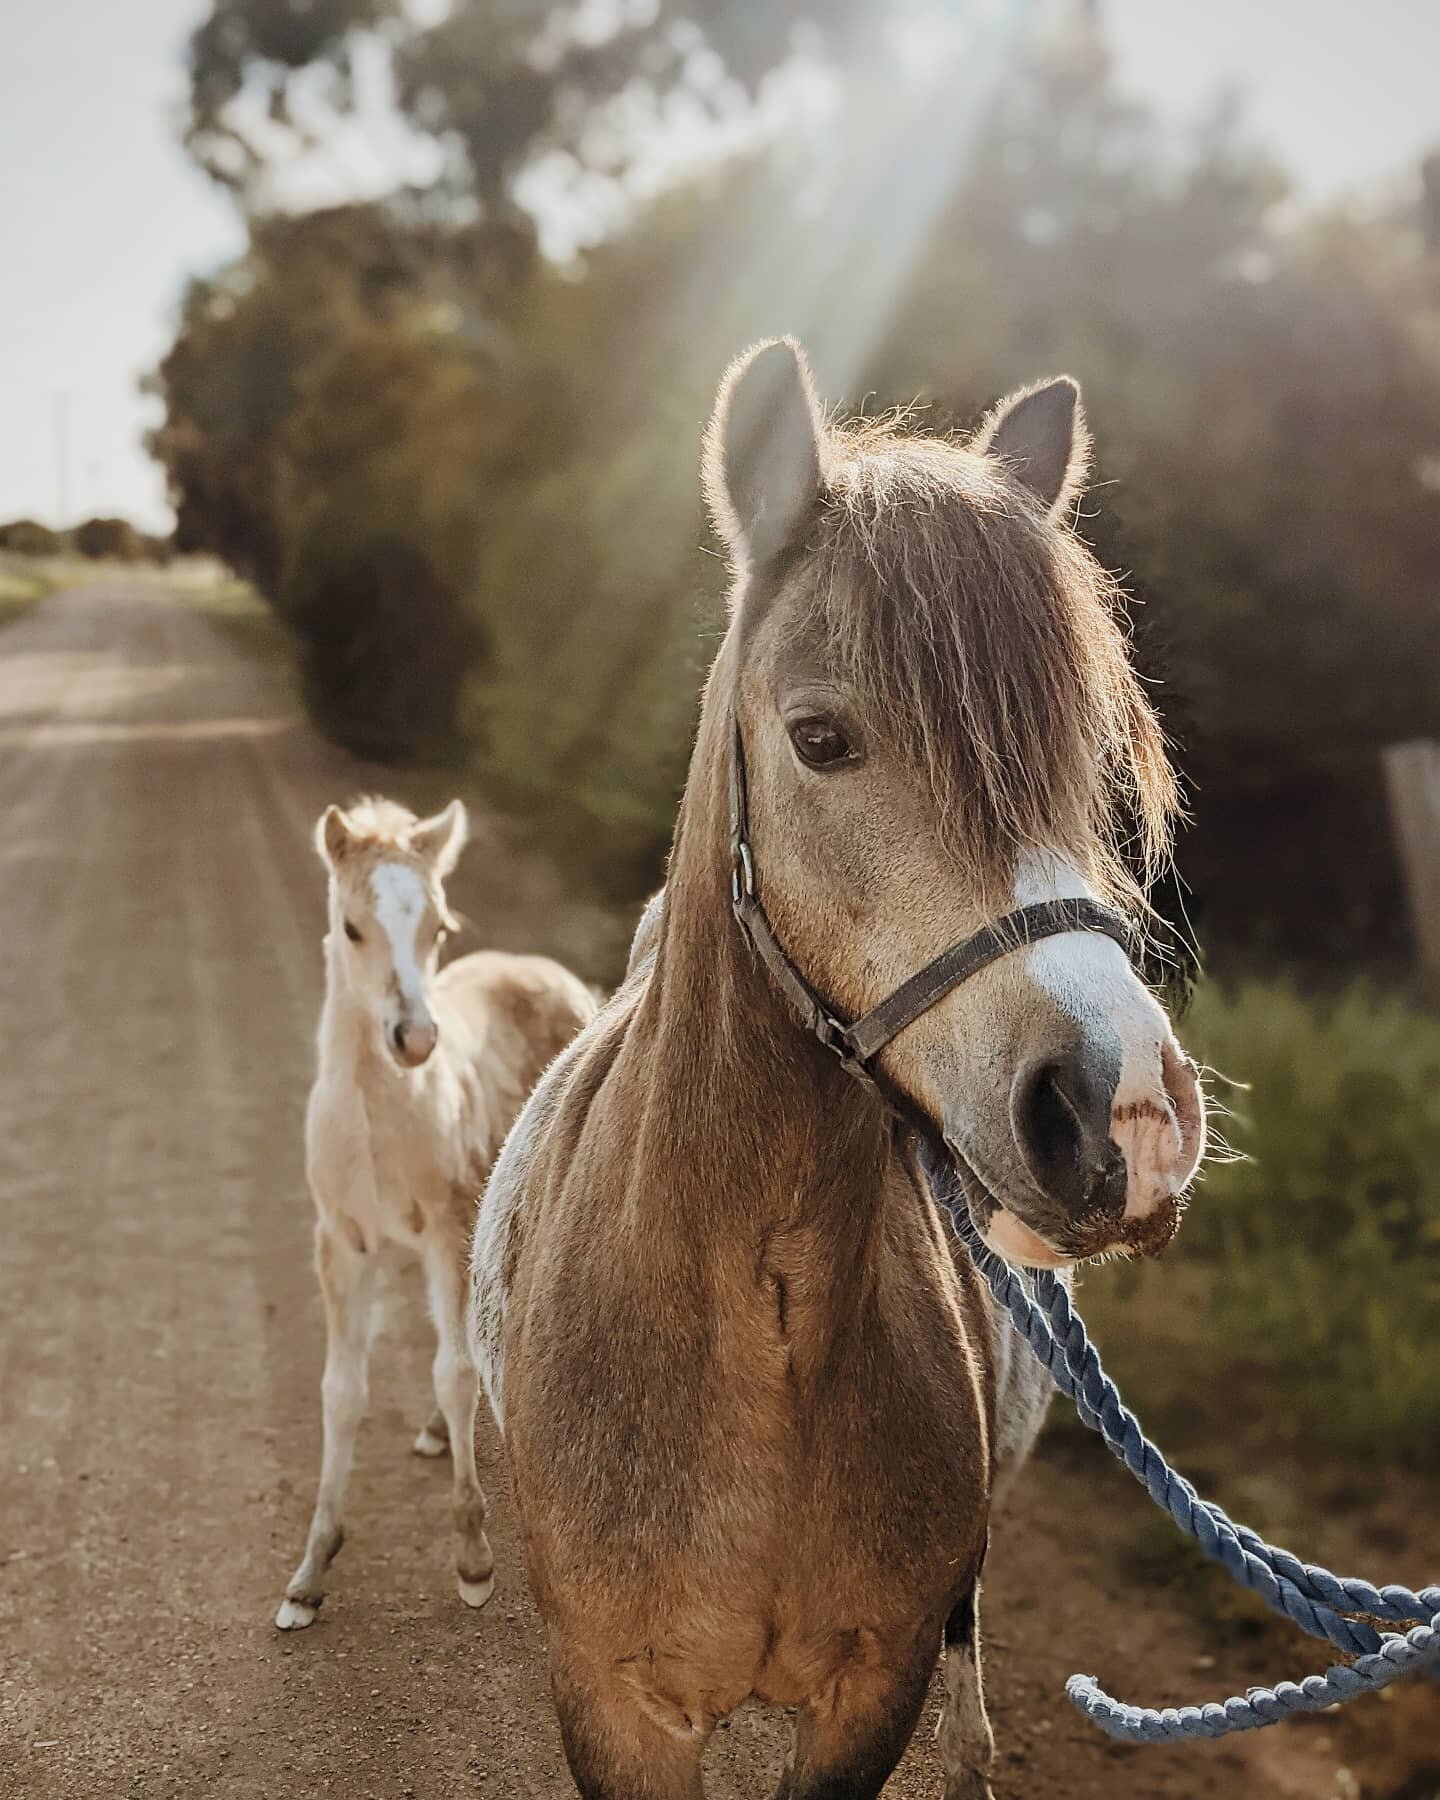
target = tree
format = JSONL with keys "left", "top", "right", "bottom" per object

{"left": 856, "top": 26, "right": 1440, "bottom": 964}
{"left": 152, "top": 0, "right": 1440, "bottom": 956}
{"left": 145, "top": 202, "right": 478, "bottom": 588}
{"left": 274, "top": 309, "right": 499, "bottom": 761}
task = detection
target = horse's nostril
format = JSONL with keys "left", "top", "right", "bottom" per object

{"left": 1018, "top": 1062, "right": 1083, "bottom": 1190}
{"left": 1012, "top": 1052, "right": 1112, "bottom": 1213}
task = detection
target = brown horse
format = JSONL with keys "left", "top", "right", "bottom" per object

{"left": 469, "top": 341, "right": 1205, "bottom": 1797}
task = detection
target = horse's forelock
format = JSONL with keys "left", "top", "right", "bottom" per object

{"left": 778, "top": 418, "right": 1177, "bottom": 909}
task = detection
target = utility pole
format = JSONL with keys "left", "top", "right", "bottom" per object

{"left": 54, "top": 391, "right": 72, "bottom": 529}
{"left": 1384, "top": 740, "right": 1440, "bottom": 1001}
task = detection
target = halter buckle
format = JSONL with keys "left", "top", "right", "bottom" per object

{"left": 815, "top": 1012, "right": 870, "bottom": 1081}
{"left": 730, "top": 839, "right": 755, "bottom": 908}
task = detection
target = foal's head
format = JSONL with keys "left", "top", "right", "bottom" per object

{"left": 702, "top": 340, "right": 1205, "bottom": 1268}
{"left": 314, "top": 796, "right": 466, "bottom": 1070}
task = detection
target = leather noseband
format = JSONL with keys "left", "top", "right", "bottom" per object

{"left": 727, "top": 711, "right": 1137, "bottom": 1102}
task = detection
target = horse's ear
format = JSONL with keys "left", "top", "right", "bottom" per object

{"left": 410, "top": 799, "right": 467, "bottom": 877}
{"left": 974, "top": 376, "right": 1090, "bottom": 518}
{"left": 703, "top": 336, "right": 827, "bottom": 578}
{"left": 316, "top": 805, "right": 357, "bottom": 870}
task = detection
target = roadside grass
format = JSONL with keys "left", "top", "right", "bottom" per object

{"left": 0, "top": 556, "right": 67, "bottom": 626}
{"left": 1073, "top": 977, "right": 1440, "bottom": 1476}
{"left": 172, "top": 574, "right": 303, "bottom": 706}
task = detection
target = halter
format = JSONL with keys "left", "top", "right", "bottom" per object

{"left": 727, "top": 711, "right": 1137, "bottom": 1101}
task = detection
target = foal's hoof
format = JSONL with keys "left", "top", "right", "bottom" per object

{"left": 412, "top": 1425, "right": 449, "bottom": 1458}
{"left": 457, "top": 1570, "right": 495, "bottom": 1609}
{"left": 942, "top": 1779, "right": 994, "bottom": 1800}
{"left": 275, "top": 1596, "right": 319, "bottom": 1631}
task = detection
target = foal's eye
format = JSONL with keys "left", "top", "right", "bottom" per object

{"left": 344, "top": 920, "right": 362, "bottom": 944}
{"left": 788, "top": 716, "right": 858, "bottom": 770}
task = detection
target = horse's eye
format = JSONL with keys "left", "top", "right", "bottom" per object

{"left": 788, "top": 716, "right": 857, "bottom": 770}
{"left": 344, "top": 920, "right": 362, "bottom": 944}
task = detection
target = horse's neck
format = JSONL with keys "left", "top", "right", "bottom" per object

{"left": 316, "top": 941, "right": 392, "bottom": 1092}
{"left": 627, "top": 714, "right": 895, "bottom": 1306}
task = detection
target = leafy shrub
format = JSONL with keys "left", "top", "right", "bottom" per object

{"left": 0, "top": 518, "right": 62, "bottom": 556}
{"left": 275, "top": 317, "right": 489, "bottom": 764}
{"left": 74, "top": 517, "right": 145, "bottom": 560}
{"left": 1085, "top": 980, "right": 1440, "bottom": 1469}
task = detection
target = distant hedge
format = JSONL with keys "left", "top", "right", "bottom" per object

{"left": 74, "top": 517, "right": 145, "bottom": 560}
{"left": 0, "top": 519, "right": 62, "bottom": 556}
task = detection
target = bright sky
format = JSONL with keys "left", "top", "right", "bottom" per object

{"left": 1, "top": 0, "right": 1437, "bottom": 533}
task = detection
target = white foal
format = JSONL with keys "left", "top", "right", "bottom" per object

{"left": 276, "top": 795, "right": 596, "bottom": 1630}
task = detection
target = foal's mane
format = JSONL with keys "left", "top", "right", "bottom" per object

{"left": 781, "top": 415, "right": 1177, "bottom": 909}
{"left": 341, "top": 796, "right": 421, "bottom": 845}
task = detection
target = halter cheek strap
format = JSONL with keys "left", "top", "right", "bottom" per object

{"left": 727, "top": 712, "right": 1137, "bottom": 1090}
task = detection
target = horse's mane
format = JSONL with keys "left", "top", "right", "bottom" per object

{"left": 785, "top": 415, "right": 1178, "bottom": 908}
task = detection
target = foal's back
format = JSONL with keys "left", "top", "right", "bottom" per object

{"left": 431, "top": 948, "right": 598, "bottom": 1156}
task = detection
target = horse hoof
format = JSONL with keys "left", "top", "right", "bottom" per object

{"left": 412, "top": 1426, "right": 448, "bottom": 1458}
{"left": 457, "top": 1571, "right": 495, "bottom": 1609}
{"left": 275, "top": 1597, "right": 319, "bottom": 1630}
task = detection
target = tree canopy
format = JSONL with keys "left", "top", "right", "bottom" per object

{"left": 150, "top": 1, "right": 1440, "bottom": 965}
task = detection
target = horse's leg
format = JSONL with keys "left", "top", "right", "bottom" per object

{"left": 935, "top": 1579, "right": 996, "bottom": 1800}
{"left": 422, "top": 1240, "right": 495, "bottom": 1607}
{"left": 774, "top": 1635, "right": 935, "bottom": 1800}
{"left": 276, "top": 1222, "right": 379, "bottom": 1629}
{"left": 550, "top": 1659, "right": 707, "bottom": 1800}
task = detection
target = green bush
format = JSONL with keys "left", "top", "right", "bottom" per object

{"left": 1086, "top": 980, "right": 1440, "bottom": 1469}
{"left": 274, "top": 316, "right": 489, "bottom": 764}
{"left": 74, "top": 517, "right": 145, "bottom": 560}
{"left": 0, "top": 518, "right": 62, "bottom": 556}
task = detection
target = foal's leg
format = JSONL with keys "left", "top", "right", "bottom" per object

{"left": 276, "top": 1223, "right": 379, "bottom": 1629}
{"left": 774, "top": 1636, "right": 935, "bottom": 1800}
{"left": 935, "top": 1581, "right": 996, "bottom": 1800}
{"left": 422, "top": 1242, "right": 495, "bottom": 1607}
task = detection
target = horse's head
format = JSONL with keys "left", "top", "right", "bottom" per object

{"left": 313, "top": 796, "right": 466, "bottom": 1071}
{"left": 703, "top": 339, "right": 1204, "bottom": 1268}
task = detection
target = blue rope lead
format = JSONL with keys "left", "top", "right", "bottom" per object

{"left": 917, "top": 1140, "right": 1440, "bottom": 1743}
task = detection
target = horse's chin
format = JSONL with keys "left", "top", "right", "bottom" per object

{"left": 946, "top": 1144, "right": 1076, "bottom": 1269}
{"left": 977, "top": 1207, "right": 1077, "bottom": 1271}
{"left": 958, "top": 1158, "right": 1184, "bottom": 1269}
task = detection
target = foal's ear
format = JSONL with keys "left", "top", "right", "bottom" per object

{"left": 703, "top": 336, "right": 827, "bottom": 577}
{"left": 974, "top": 376, "right": 1090, "bottom": 518}
{"left": 315, "top": 805, "right": 358, "bottom": 870}
{"left": 410, "top": 799, "right": 467, "bottom": 877}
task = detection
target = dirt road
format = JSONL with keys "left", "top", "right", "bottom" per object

{"left": 0, "top": 582, "right": 1422, "bottom": 1798}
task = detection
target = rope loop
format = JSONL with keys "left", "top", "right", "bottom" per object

{"left": 917, "top": 1140, "right": 1440, "bottom": 1744}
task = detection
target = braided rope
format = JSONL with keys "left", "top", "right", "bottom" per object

{"left": 917, "top": 1140, "right": 1440, "bottom": 1743}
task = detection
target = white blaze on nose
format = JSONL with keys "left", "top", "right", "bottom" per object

{"left": 371, "top": 862, "right": 430, "bottom": 1012}
{"left": 1013, "top": 851, "right": 1193, "bottom": 1218}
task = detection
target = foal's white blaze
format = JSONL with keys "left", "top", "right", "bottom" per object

{"left": 371, "top": 862, "right": 436, "bottom": 1057}
{"left": 1013, "top": 851, "right": 1198, "bottom": 1220}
